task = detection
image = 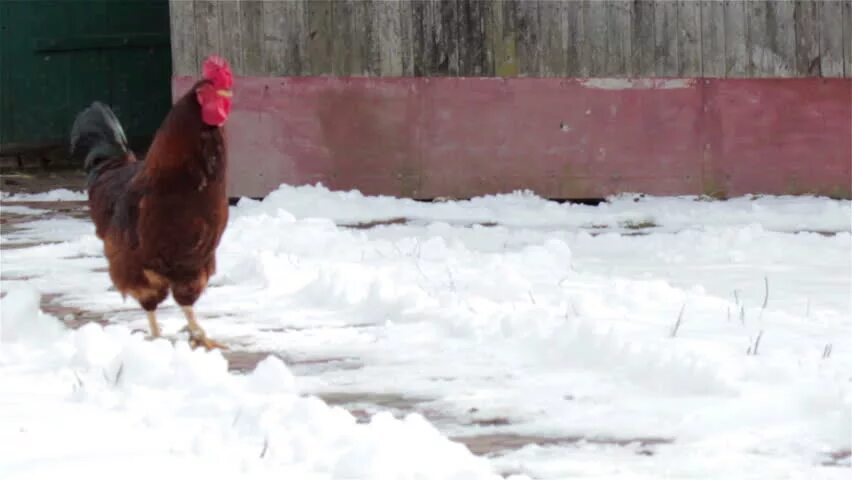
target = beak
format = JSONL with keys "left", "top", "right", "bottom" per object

{"left": 217, "top": 89, "right": 233, "bottom": 98}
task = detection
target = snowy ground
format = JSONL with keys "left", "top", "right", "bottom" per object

{"left": 1, "top": 185, "right": 850, "bottom": 479}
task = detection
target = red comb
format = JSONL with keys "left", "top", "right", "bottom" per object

{"left": 202, "top": 55, "right": 233, "bottom": 89}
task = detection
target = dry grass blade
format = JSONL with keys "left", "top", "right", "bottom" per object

{"left": 113, "top": 362, "right": 124, "bottom": 386}
{"left": 260, "top": 436, "right": 269, "bottom": 459}
{"left": 670, "top": 304, "right": 686, "bottom": 338}
{"left": 747, "top": 330, "right": 764, "bottom": 356}
{"left": 762, "top": 276, "right": 769, "bottom": 310}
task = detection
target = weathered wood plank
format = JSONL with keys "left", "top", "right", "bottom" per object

{"left": 261, "top": 1, "right": 286, "bottom": 75}
{"left": 194, "top": 0, "right": 222, "bottom": 72}
{"left": 844, "top": 0, "right": 852, "bottom": 77}
{"left": 820, "top": 1, "right": 845, "bottom": 77}
{"left": 490, "top": 0, "right": 518, "bottom": 77}
{"left": 218, "top": 0, "right": 243, "bottom": 74}
{"left": 263, "top": 0, "right": 308, "bottom": 75}
{"left": 458, "top": 0, "right": 492, "bottom": 76}
{"left": 239, "top": 0, "right": 264, "bottom": 76}
{"left": 397, "top": 0, "right": 416, "bottom": 76}
{"left": 414, "top": 0, "right": 447, "bottom": 77}
{"left": 677, "top": 0, "right": 701, "bottom": 76}
{"left": 169, "top": 0, "right": 197, "bottom": 76}
{"left": 306, "top": 0, "right": 333, "bottom": 75}
{"left": 438, "top": 0, "right": 460, "bottom": 75}
{"left": 631, "top": 0, "right": 655, "bottom": 77}
{"left": 514, "top": 0, "right": 540, "bottom": 76}
{"left": 744, "top": 0, "right": 765, "bottom": 76}
{"left": 362, "top": 0, "right": 382, "bottom": 76}
{"left": 411, "top": 0, "right": 431, "bottom": 77}
{"left": 794, "top": 0, "right": 821, "bottom": 76}
{"left": 331, "top": 0, "right": 366, "bottom": 76}
{"left": 563, "top": 0, "right": 584, "bottom": 77}
{"left": 412, "top": 0, "right": 454, "bottom": 76}
{"left": 701, "top": 0, "right": 726, "bottom": 77}
{"left": 582, "top": 0, "right": 608, "bottom": 77}
{"left": 537, "top": 0, "right": 567, "bottom": 77}
{"left": 654, "top": 0, "right": 678, "bottom": 76}
{"left": 746, "top": 0, "right": 795, "bottom": 77}
{"left": 771, "top": 0, "right": 797, "bottom": 76}
{"left": 177, "top": 0, "right": 849, "bottom": 80}
{"left": 724, "top": 0, "right": 748, "bottom": 76}
{"left": 605, "top": 0, "right": 632, "bottom": 77}
{"left": 377, "top": 0, "right": 404, "bottom": 76}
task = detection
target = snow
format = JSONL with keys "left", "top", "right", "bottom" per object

{"left": 1, "top": 188, "right": 87, "bottom": 202}
{"left": 1, "top": 185, "right": 851, "bottom": 479}
{"left": 1, "top": 285, "right": 505, "bottom": 480}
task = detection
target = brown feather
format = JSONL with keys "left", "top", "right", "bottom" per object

{"left": 86, "top": 80, "right": 229, "bottom": 310}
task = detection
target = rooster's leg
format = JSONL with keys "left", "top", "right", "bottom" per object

{"left": 180, "top": 306, "right": 227, "bottom": 350}
{"left": 146, "top": 310, "right": 162, "bottom": 338}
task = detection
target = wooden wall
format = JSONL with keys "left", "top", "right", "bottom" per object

{"left": 170, "top": 0, "right": 852, "bottom": 78}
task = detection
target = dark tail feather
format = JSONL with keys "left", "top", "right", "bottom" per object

{"left": 70, "top": 102, "right": 129, "bottom": 182}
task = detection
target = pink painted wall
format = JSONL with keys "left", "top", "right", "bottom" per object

{"left": 173, "top": 77, "right": 852, "bottom": 199}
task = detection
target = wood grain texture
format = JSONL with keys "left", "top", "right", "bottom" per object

{"left": 168, "top": 0, "right": 851, "bottom": 78}
{"left": 239, "top": 0, "right": 264, "bottom": 76}
{"left": 262, "top": 0, "right": 307, "bottom": 75}
{"left": 844, "top": 0, "right": 852, "bottom": 77}
{"left": 194, "top": 0, "right": 221, "bottom": 72}
{"left": 700, "top": 0, "right": 725, "bottom": 77}
{"left": 724, "top": 0, "right": 748, "bottom": 76}
{"left": 770, "top": 0, "right": 797, "bottom": 76}
{"left": 458, "top": 0, "right": 492, "bottom": 76}
{"left": 537, "top": 1, "right": 569, "bottom": 77}
{"left": 306, "top": 0, "right": 333, "bottom": 75}
{"left": 605, "top": 0, "right": 631, "bottom": 77}
{"left": 746, "top": 0, "right": 796, "bottom": 77}
{"left": 377, "top": 0, "right": 404, "bottom": 76}
{"left": 331, "top": 0, "right": 365, "bottom": 76}
{"left": 631, "top": 0, "right": 655, "bottom": 76}
{"left": 654, "top": 0, "right": 678, "bottom": 76}
{"left": 415, "top": 0, "right": 443, "bottom": 76}
{"left": 514, "top": 0, "right": 541, "bottom": 76}
{"left": 677, "top": 0, "right": 701, "bottom": 76}
{"left": 169, "top": 0, "right": 197, "bottom": 76}
{"left": 438, "top": 0, "right": 460, "bottom": 76}
{"left": 583, "top": 0, "right": 608, "bottom": 77}
{"left": 820, "top": 1, "right": 846, "bottom": 77}
{"left": 218, "top": 0, "right": 243, "bottom": 74}
{"left": 794, "top": 0, "right": 821, "bottom": 76}
{"left": 563, "top": 0, "right": 584, "bottom": 77}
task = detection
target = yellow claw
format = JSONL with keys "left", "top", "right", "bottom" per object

{"left": 188, "top": 333, "right": 228, "bottom": 351}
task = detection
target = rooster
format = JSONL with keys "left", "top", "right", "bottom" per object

{"left": 70, "top": 55, "right": 234, "bottom": 349}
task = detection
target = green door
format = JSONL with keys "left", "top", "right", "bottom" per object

{"left": 0, "top": 0, "right": 172, "bottom": 153}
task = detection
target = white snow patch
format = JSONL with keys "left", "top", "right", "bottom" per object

{"left": 2, "top": 188, "right": 87, "bottom": 202}
{"left": 1, "top": 184, "right": 850, "bottom": 478}
{"left": 234, "top": 185, "right": 851, "bottom": 233}
{"left": 0, "top": 286, "right": 508, "bottom": 480}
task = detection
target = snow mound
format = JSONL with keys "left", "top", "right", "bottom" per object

{"left": 0, "top": 288, "right": 510, "bottom": 480}
{"left": 232, "top": 184, "right": 852, "bottom": 233}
